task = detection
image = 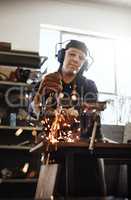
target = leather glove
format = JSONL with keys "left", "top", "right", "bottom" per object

{"left": 38, "top": 72, "right": 62, "bottom": 94}
{"left": 33, "top": 72, "right": 62, "bottom": 113}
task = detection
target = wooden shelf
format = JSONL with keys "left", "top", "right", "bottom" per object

{"left": 0, "top": 125, "right": 42, "bottom": 131}
{"left": 0, "top": 53, "right": 41, "bottom": 198}
{"left": 0, "top": 50, "right": 47, "bottom": 69}
{"left": 0, "top": 178, "right": 37, "bottom": 183}
{"left": 0, "top": 80, "right": 32, "bottom": 93}
{"left": 0, "top": 145, "right": 31, "bottom": 150}
{"left": 0, "top": 50, "right": 39, "bottom": 58}
{"left": 0, "top": 80, "right": 30, "bottom": 87}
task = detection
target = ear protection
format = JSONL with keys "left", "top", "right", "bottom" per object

{"left": 55, "top": 40, "right": 70, "bottom": 63}
{"left": 57, "top": 48, "right": 65, "bottom": 64}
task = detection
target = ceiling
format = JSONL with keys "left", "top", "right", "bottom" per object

{"left": 86, "top": 0, "right": 131, "bottom": 8}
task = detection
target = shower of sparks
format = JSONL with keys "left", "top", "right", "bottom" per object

{"left": 41, "top": 106, "right": 81, "bottom": 144}
{"left": 40, "top": 101, "right": 107, "bottom": 145}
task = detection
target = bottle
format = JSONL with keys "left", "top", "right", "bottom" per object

{"left": 10, "top": 113, "right": 16, "bottom": 127}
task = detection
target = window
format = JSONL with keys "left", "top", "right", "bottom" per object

{"left": 116, "top": 39, "right": 131, "bottom": 96}
{"left": 39, "top": 28, "right": 60, "bottom": 73}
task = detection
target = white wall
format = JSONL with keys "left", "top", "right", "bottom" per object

{"left": 0, "top": 0, "right": 131, "bottom": 51}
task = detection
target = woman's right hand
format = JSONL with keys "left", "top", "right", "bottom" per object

{"left": 33, "top": 72, "right": 62, "bottom": 113}
{"left": 38, "top": 72, "right": 62, "bottom": 94}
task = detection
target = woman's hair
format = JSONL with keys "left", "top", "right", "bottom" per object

{"left": 65, "top": 40, "right": 87, "bottom": 55}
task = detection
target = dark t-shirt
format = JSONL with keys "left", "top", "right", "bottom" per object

{"left": 62, "top": 75, "right": 98, "bottom": 102}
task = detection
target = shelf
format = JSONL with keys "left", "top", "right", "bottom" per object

{"left": 0, "top": 125, "right": 42, "bottom": 131}
{"left": 0, "top": 80, "right": 30, "bottom": 87}
{"left": 0, "top": 64, "right": 41, "bottom": 71}
{"left": 0, "top": 50, "right": 40, "bottom": 58}
{"left": 0, "top": 50, "right": 47, "bottom": 69}
{"left": 0, "top": 178, "right": 37, "bottom": 183}
{"left": 0, "top": 49, "right": 41, "bottom": 198}
{"left": 0, "top": 80, "right": 32, "bottom": 93}
{"left": 0, "top": 145, "right": 31, "bottom": 150}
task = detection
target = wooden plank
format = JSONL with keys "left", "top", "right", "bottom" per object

{"left": 35, "top": 164, "right": 59, "bottom": 200}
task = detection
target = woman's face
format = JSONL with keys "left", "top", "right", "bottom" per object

{"left": 62, "top": 47, "right": 86, "bottom": 75}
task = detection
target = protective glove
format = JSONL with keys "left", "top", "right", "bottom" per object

{"left": 33, "top": 72, "right": 62, "bottom": 113}
{"left": 38, "top": 72, "right": 62, "bottom": 94}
